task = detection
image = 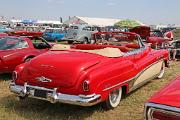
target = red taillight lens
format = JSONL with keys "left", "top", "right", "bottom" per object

{"left": 148, "top": 108, "right": 180, "bottom": 120}
{"left": 12, "top": 71, "right": 18, "bottom": 82}
{"left": 82, "top": 80, "right": 90, "bottom": 92}
{"left": 152, "top": 110, "right": 180, "bottom": 120}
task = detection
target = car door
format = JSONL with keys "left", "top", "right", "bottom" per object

{"left": 53, "top": 29, "right": 65, "bottom": 40}
{"left": 81, "top": 26, "right": 93, "bottom": 40}
{"left": 131, "top": 37, "right": 162, "bottom": 87}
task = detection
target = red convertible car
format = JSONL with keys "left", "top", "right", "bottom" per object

{"left": 0, "top": 36, "right": 51, "bottom": 73}
{"left": 8, "top": 26, "right": 43, "bottom": 37}
{"left": 10, "top": 32, "right": 169, "bottom": 109}
{"left": 144, "top": 76, "right": 180, "bottom": 120}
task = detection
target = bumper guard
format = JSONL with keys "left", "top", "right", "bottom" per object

{"left": 10, "top": 82, "right": 101, "bottom": 106}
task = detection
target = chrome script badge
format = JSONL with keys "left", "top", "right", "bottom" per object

{"left": 35, "top": 76, "right": 52, "bottom": 83}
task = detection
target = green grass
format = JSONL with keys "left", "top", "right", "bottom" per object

{"left": 0, "top": 61, "right": 180, "bottom": 120}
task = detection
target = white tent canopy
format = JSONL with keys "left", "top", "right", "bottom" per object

{"left": 36, "top": 20, "right": 62, "bottom": 25}
{"left": 64, "top": 16, "right": 121, "bottom": 27}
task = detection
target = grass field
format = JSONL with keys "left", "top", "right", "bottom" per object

{"left": 0, "top": 61, "right": 180, "bottom": 120}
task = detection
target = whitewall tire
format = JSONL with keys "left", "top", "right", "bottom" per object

{"left": 157, "top": 62, "right": 165, "bottom": 79}
{"left": 102, "top": 87, "right": 122, "bottom": 109}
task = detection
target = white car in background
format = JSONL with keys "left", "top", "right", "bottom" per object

{"left": 63, "top": 24, "right": 99, "bottom": 44}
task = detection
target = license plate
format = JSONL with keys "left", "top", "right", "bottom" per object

{"left": 34, "top": 89, "right": 47, "bottom": 98}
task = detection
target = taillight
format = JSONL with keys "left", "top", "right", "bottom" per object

{"left": 82, "top": 80, "right": 90, "bottom": 92}
{"left": 12, "top": 71, "right": 18, "bottom": 82}
{"left": 148, "top": 107, "right": 180, "bottom": 120}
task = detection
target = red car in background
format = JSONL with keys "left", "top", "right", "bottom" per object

{"left": 129, "top": 26, "right": 150, "bottom": 39}
{"left": 130, "top": 26, "right": 173, "bottom": 49}
{"left": 0, "top": 36, "right": 51, "bottom": 73}
{"left": 8, "top": 26, "right": 43, "bottom": 37}
{"left": 10, "top": 32, "right": 169, "bottom": 109}
{"left": 147, "top": 30, "right": 173, "bottom": 49}
{"left": 0, "top": 33, "right": 8, "bottom": 37}
{"left": 144, "top": 76, "right": 180, "bottom": 120}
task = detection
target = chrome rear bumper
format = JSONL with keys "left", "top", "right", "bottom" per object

{"left": 10, "top": 82, "right": 101, "bottom": 106}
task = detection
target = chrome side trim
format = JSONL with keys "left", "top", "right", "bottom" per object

{"left": 102, "top": 59, "right": 163, "bottom": 92}
{"left": 145, "top": 103, "right": 180, "bottom": 113}
{"left": 102, "top": 77, "right": 134, "bottom": 92}
{"left": 144, "top": 102, "right": 180, "bottom": 120}
{"left": 124, "top": 46, "right": 146, "bottom": 56}
{"left": 10, "top": 82, "right": 101, "bottom": 106}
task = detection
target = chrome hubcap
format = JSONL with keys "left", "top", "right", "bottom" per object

{"left": 109, "top": 89, "right": 119, "bottom": 104}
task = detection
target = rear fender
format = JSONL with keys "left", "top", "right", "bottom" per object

{"left": 101, "top": 83, "right": 129, "bottom": 101}
{"left": 87, "top": 60, "right": 136, "bottom": 100}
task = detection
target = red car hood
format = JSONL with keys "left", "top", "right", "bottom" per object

{"left": 148, "top": 76, "right": 180, "bottom": 107}
{"left": 19, "top": 51, "right": 105, "bottom": 88}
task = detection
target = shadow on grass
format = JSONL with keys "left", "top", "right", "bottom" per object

{"left": 0, "top": 95, "right": 103, "bottom": 120}
{"left": 0, "top": 73, "right": 12, "bottom": 81}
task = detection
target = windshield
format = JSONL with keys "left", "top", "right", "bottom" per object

{"left": 70, "top": 26, "right": 79, "bottom": 30}
{"left": 94, "top": 32, "right": 140, "bottom": 48}
{"left": 0, "top": 37, "right": 28, "bottom": 50}
{"left": 54, "top": 29, "right": 63, "bottom": 33}
{"left": 44, "top": 29, "right": 63, "bottom": 33}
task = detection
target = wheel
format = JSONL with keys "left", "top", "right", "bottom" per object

{"left": 90, "top": 39, "right": 95, "bottom": 44}
{"left": 102, "top": 87, "right": 122, "bottom": 110}
{"left": 24, "top": 58, "right": 33, "bottom": 62}
{"left": 68, "top": 41, "right": 73, "bottom": 44}
{"left": 157, "top": 62, "right": 165, "bottom": 79}
{"left": 83, "top": 38, "right": 89, "bottom": 44}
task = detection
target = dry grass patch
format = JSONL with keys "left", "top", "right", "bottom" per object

{"left": 0, "top": 62, "right": 180, "bottom": 120}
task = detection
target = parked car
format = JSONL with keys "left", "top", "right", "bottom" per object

{"left": 129, "top": 26, "right": 150, "bottom": 39}
{"left": 43, "top": 28, "right": 65, "bottom": 42}
{"left": 62, "top": 24, "right": 99, "bottom": 44}
{"left": 130, "top": 27, "right": 173, "bottom": 49}
{"left": 146, "top": 30, "right": 173, "bottom": 49}
{"left": 10, "top": 32, "right": 169, "bottom": 109}
{"left": 0, "top": 36, "right": 51, "bottom": 73}
{"left": 169, "top": 40, "right": 180, "bottom": 60}
{"left": 0, "top": 33, "right": 8, "bottom": 37}
{"left": 0, "top": 26, "right": 12, "bottom": 33}
{"left": 9, "top": 26, "right": 43, "bottom": 37}
{"left": 144, "top": 76, "right": 180, "bottom": 120}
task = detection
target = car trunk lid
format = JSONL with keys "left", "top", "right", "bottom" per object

{"left": 20, "top": 51, "right": 103, "bottom": 88}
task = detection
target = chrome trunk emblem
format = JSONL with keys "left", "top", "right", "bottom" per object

{"left": 35, "top": 76, "right": 52, "bottom": 83}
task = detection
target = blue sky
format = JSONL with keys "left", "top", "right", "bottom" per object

{"left": 0, "top": 0, "right": 179, "bottom": 25}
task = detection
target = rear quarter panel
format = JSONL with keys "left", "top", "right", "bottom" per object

{"left": 85, "top": 58, "right": 137, "bottom": 101}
